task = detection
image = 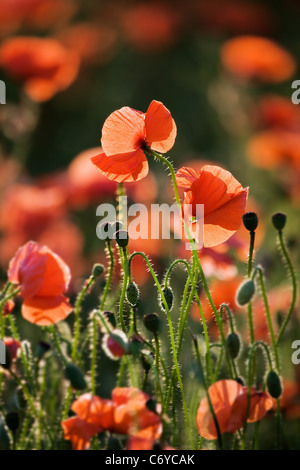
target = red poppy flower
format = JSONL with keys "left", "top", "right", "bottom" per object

{"left": 0, "top": 37, "right": 79, "bottom": 102}
{"left": 62, "top": 387, "right": 162, "bottom": 450}
{"left": 176, "top": 165, "right": 248, "bottom": 247}
{"left": 196, "top": 379, "right": 273, "bottom": 440}
{"left": 8, "top": 241, "right": 72, "bottom": 325}
{"left": 221, "top": 36, "right": 296, "bottom": 83}
{"left": 91, "top": 100, "right": 176, "bottom": 183}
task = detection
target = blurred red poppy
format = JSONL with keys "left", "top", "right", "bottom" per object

{"left": 221, "top": 36, "right": 296, "bottom": 83}
{"left": 196, "top": 379, "right": 273, "bottom": 440}
{"left": 0, "top": 36, "right": 79, "bottom": 102}
{"left": 91, "top": 100, "right": 176, "bottom": 182}
{"left": 8, "top": 241, "right": 72, "bottom": 325}
{"left": 176, "top": 165, "right": 248, "bottom": 247}
{"left": 62, "top": 387, "right": 162, "bottom": 450}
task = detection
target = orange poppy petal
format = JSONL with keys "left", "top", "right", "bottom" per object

{"left": 22, "top": 294, "right": 72, "bottom": 326}
{"left": 37, "top": 249, "right": 71, "bottom": 296}
{"left": 72, "top": 393, "right": 114, "bottom": 429}
{"left": 101, "top": 107, "right": 146, "bottom": 156}
{"left": 176, "top": 166, "right": 199, "bottom": 190}
{"left": 8, "top": 241, "right": 47, "bottom": 298}
{"left": 196, "top": 380, "right": 243, "bottom": 439}
{"left": 247, "top": 391, "right": 273, "bottom": 423}
{"left": 62, "top": 416, "right": 101, "bottom": 450}
{"left": 145, "top": 100, "right": 176, "bottom": 153}
{"left": 127, "top": 436, "right": 155, "bottom": 450}
{"left": 91, "top": 149, "right": 148, "bottom": 183}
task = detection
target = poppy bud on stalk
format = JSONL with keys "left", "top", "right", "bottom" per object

{"left": 236, "top": 279, "right": 255, "bottom": 306}
{"left": 242, "top": 212, "right": 258, "bottom": 232}
{"left": 102, "top": 330, "right": 128, "bottom": 360}
{"left": 160, "top": 287, "right": 174, "bottom": 311}
{"left": 272, "top": 212, "right": 287, "bottom": 231}
{"left": 64, "top": 363, "right": 87, "bottom": 390}
{"left": 92, "top": 263, "right": 104, "bottom": 277}
{"left": 143, "top": 313, "right": 160, "bottom": 334}
{"left": 115, "top": 230, "right": 129, "bottom": 248}
{"left": 226, "top": 332, "right": 240, "bottom": 359}
{"left": 126, "top": 282, "right": 139, "bottom": 306}
{"left": 266, "top": 369, "right": 282, "bottom": 399}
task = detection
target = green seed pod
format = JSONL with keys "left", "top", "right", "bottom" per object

{"left": 143, "top": 313, "right": 160, "bottom": 334}
{"left": 5, "top": 412, "right": 19, "bottom": 433}
{"left": 242, "top": 212, "right": 258, "bottom": 232}
{"left": 272, "top": 212, "right": 287, "bottom": 231}
{"left": 92, "top": 263, "right": 104, "bottom": 277}
{"left": 160, "top": 287, "right": 174, "bottom": 311}
{"left": 115, "top": 230, "right": 129, "bottom": 248}
{"left": 236, "top": 279, "right": 255, "bottom": 306}
{"left": 64, "top": 363, "right": 87, "bottom": 391}
{"left": 266, "top": 370, "right": 282, "bottom": 399}
{"left": 126, "top": 282, "right": 139, "bottom": 306}
{"left": 226, "top": 332, "right": 240, "bottom": 359}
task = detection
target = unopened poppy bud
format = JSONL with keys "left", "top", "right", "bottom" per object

{"left": 3, "top": 299, "right": 14, "bottom": 316}
{"left": 111, "top": 220, "right": 123, "bottom": 232}
{"left": 242, "top": 212, "right": 258, "bottom": 232}
{"left": 34, "top": 341, "right": 51, "bottom": 361}
{"left": 146, "top": 398, "right": 157, "bottom": 413}
{"left": 126, "top": 282, "right": 139, "bottom": 306}
{"left": 92, "top": 263, "right": 104, "bottom": 277}
{"left": 64, "top": 363, "right": 87, "bottom": 390}
{"left": 236, "top": 279, "right": 255, "bottom": 306}
{"left": 129, "top": 334, "right": 143, "bottom": 357}
{"left": 5, "top": 412, "right": 19, "bottom": 433}
{"left": 0, "top": 418, "right": 10, "bottom": 450}
{"left": 143, "top": 313, "right": 160, "bottom": 334}
{"left": 115, "top": 230, "right": 129, "bottom": 248}
{"left": 103, "top": 311, "right": 117, "bottom": 328}
{"left": 226, "top": 333, "right": 240, "bottom": 359}
{"left": 107, "top": 436, "right": 122, "bottom": 450}
{"left": 272, "top": 212, "right": 286, "bottom": 231}
{"left": 102, "top": 330, "right": 128, "bottom": 360}
{"left": 160, "top": 287, "right": 174, "bottom": 311}
{"left": 266, "top": 370, "right": 282, "bottom": 399}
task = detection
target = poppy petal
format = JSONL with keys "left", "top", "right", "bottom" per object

{"left": 8, "top": 241, "right": 47, "bottom": 298}
{"left": 145, "top": 100, "right": 176, "bottom": 153}
{"left": 176, "top": 166, "right": 199, "bottom": 190}
{"left": 37, "top": 250, "right": 71, "bottom": 296}
{"left": 72, "top": 393, "right": 114, "bottom": 429}
{"left": 62, "top": 416, "right": 101, "bottom": 450}
{"left": 22, "top": 294, "right": 72, "bottom": 326}
{"left": 91, "top": 149, "right": 148, "bottom": 183}
{"left": 101, "top": 107, "right": 146, "bottom": 156}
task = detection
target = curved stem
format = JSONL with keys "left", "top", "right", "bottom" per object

{"left": 276, "top": 231, "right": 297, "bottom": 344}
